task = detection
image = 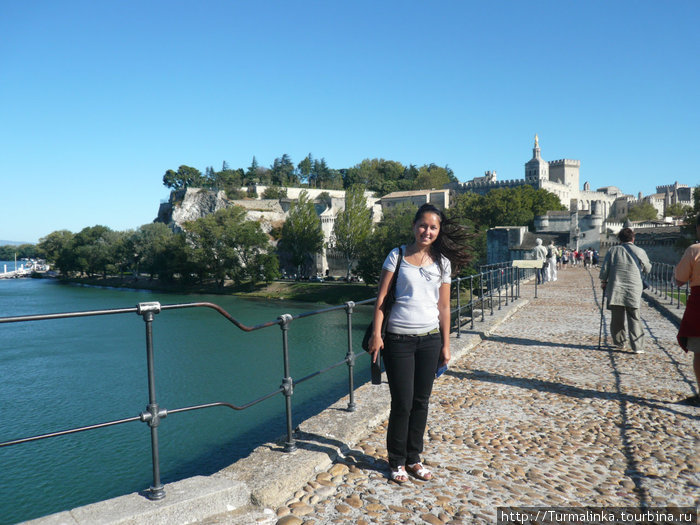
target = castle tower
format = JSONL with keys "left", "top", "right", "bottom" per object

{"left": 524, "top": 134, "right": 549, "bottom": 187}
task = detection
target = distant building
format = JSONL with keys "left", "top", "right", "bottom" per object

{"left": 450, "top": 135, "right": 620, "bottom": 218}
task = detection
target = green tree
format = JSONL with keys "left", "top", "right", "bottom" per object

{"left": 332, "top": 186, "right": 373, "bottom": 279}
{"left": 129, "top": 223, "right": 178, "bottom": 279}
{"left": 664, "top": 202, "right": 692, "bottom": 217}
{"left": 37, "top": 230, "right": 76, "bottom": 275}
{"left": 262, "top": 186, "right": 288, "bottom": 199}
{"left": 270, "top": 154, "right": 297, "bottom": 186}
{"left": 344, "top": 158, "right": 406, "bottom": 193}
{"left": 279, "top": 191, "right": 324, "bottom": 278}
{"left": 413, "top": 164, "right": 456, "bottom": 190}
{"left": 355, "top": 203, "right": 416, "bottom": 284}
{"left": 0, "top": 244, "right": 37, "bottom": 260}
{"left": 452, "top": 186, "right": 564, "bottom": 230}
{"left": 297, "top": 153, "right": 313, "bottom": 185}
{"left": 183, "top": 206, "right": 272, "bottom": 287}
{"left": 72, "top": 225, "right": 119, "bottom": 278}
{"left": 626, "top": 201, "right": 659, "bottom": 222}
{"left": 162, "top": 165, "right": 206, "bottom": 190}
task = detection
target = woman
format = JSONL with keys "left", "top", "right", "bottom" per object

{"left": 674, "top": 213, "right": 700, "bottom": 406}
{"left": 368, "top": 204, "right": 470, "bottom": 483}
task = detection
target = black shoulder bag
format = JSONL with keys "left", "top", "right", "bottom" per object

{"left": 362, "top": 246, "right": 403, "bottom": 384}
{"left": 621, "top": 244, "right": 650, "bottom": 290}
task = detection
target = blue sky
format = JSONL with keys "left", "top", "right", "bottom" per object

{"left": 1, "top": 0, "right": 698, "bottom": 243}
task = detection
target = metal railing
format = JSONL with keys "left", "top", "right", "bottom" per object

{"left": 0, "top": 265, "right": 532, "bottom": 504}
{"left": 452, "top": 263, "right": 534, "bottom": 333}
{"left": 647, "top": 260, "right": 690, "bottom": 309}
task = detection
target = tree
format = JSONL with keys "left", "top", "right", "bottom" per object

{"left": 162, "top": 165, "right": 206, "bottom": 190}
{"left": 298, "top": 153, "right": 313, "bottom": 185}
{"left": 72, "top": 225, "right": 119, "bottom": 278}
{"left": 343, "top": 158, "right": 405, "bottom": 193}
{"left": 665, "top": 202, "right": 692, "bottom": 217}
{"left": 332, "top": 186, "right": 373, "bottom": 279}
{"left": 279, "top": 191, "right": 324, "bottom": 278}
{"left": 262, "top": 186, "right": 288, "bottom": 199}
{"left": 452, "top": 186, "right": 565, "bottom": 231}
{"left": 626, "top": 201, "right": 659, "bottom": 222}
{"left": 355, "top": 203, "right": 416, "bottom": 284}
{"left": 270, "top": 154, "right": 297, "bottom": 186}
{"left": 413, "top": 164, "right": 455, "bottom": 190}
{"left": 38, "top": 230, "right": 76, "bottom": 276}
{"left": 183, "top": 206, "right": 272, "bottom": 287}
{"left": 129, "top": 223, "right": 177, "bottom": 279}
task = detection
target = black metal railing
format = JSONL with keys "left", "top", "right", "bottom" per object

{"left": 0, "top": 266, "right": 532, "bottom": 503}
{"left": 647, "top": 260, "right": 690, "bottom": 309}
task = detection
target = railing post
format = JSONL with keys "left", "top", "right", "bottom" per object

{"left": 456, "top": 278, "right": 461, "bottom": 338}
{"left": 489, "top": 271, "right": 494, "bottom": 316}
{"left": 498, "top": 270, "right": 502, "bottom": 310}
{"left": 470, "top": 275, "right": 475, "bottom": 329}
{"left": 137, "top": 301, "right": 166, "bottom": 501}
{"left": 278, "top": 314, "right": 297, "bottom": 453}
{"left": 344, "top": 302, "right": 356, "bottom": 412}
{"left": 481, "top": 273, "right": 485, "bottom": 322}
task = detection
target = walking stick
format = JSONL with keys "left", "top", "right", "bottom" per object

{"left": 598, "top": 292, "right": 606, "bottom": 349}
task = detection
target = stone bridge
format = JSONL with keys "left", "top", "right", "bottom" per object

{"left": 29, "top": 268, "right": 698, "bottom": 525}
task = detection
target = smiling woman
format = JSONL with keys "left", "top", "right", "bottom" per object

{"left": 366, "top": 203, "right": 471, "bottom": 483}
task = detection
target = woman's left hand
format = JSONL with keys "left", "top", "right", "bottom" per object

{"left": 439, "top": 345, "right": 451, "bottom": 366}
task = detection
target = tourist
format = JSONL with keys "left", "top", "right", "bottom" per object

{"left": 576, "top": 249, "right": 584, "bottom": 267}
{"left": 674, "top": 213, "right": 700, "bottom": 406}
{"left": 533, "top": 238, "right": 548, "bottom": 284}
{"left": 592, "top": 250, "right": 600, "bottom": 268}
{"left": 546, "top": 240, "right": 558, "bottom": 282}
{"left": 562, "top": 249, "right": 570, "bottom": 269}
{"left": 556, "top": 246, "right": 562, "bottom": 270}
{"left": 599, "top": 228, "right": 651, "bottom": 353}
{"left": 367, "top": 203, "right": 470, "bottom": 483}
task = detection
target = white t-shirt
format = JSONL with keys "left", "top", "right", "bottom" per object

{"left": 382, "top": 246, "right": 451, "bottom": 334}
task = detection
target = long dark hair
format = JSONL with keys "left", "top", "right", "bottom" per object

{"left": 413, "top": 203, "right": 472, "bottom": 276}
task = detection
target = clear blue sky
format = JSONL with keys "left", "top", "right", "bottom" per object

{"left": 2, "top": 0, "right": 698, "bottom": 243}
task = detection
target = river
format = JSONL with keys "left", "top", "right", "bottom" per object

{"left": 0, "top": 273, "right": 374, "bottom": 523}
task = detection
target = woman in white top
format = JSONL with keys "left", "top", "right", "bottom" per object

{"left": 368, "top": 204, "right": 471, "bottom": 483}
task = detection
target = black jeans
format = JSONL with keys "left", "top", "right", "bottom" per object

{"left": 382, "top": 332, "right": 442, "bottom": 469}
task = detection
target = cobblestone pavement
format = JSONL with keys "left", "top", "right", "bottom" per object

{"left": 212, "top": 268, "right": 700, "bottom": 525}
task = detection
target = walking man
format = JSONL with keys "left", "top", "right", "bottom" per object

{"left": 599, "top": 228, "right": 651, "bottom": 353}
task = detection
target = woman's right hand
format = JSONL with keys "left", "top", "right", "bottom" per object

{"left": 368, "top": 333, "right": 383, "bottom": 363}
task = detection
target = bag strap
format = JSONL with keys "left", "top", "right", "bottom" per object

{"left": 621, "top": 244, "right": 646, "bottom": 279}
{"left": 385, "top": 246, "right": 403, "bottom": 308}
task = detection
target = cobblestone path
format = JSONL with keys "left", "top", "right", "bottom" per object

{"left": 217, "top": 268, "right": 700, "bottom": 525}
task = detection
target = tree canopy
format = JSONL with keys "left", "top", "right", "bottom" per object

{"left": 332, "top": 186, "right": 373, "bottom": 279}
{"left": 279, "top": 191, "right": 324, "bottom": 278}
{"left": 161, "top": 154, "right": 458, "bottom": 195}
{"left": 626, "top": 201, "right": 659, "bottom": 222}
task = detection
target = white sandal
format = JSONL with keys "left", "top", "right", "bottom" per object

{"left": 406, "top": 462, "right": 432, "bottom": 481}
{"left": 390, "top": 466, "right": 408, "bottom": 483}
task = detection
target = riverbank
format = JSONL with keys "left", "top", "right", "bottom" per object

{"left": 55, "top": 276, "right": 376, "bottom": 304}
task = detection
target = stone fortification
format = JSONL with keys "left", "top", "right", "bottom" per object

{"left": 156, "top": 188, "right": 229, "bottom": 231}
{"left": 155, "top": 188, "right": 285, "bottom": 234}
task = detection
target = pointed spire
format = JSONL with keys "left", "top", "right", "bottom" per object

{"left": 533, "top": 133, "right": 541, "bottom": 160}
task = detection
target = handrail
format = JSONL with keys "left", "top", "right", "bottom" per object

{"left": 0, "top": 268, "right": 529, "bottom": 506}
{"left": 647, "top": 260, "right": 690, "bottom": 309}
